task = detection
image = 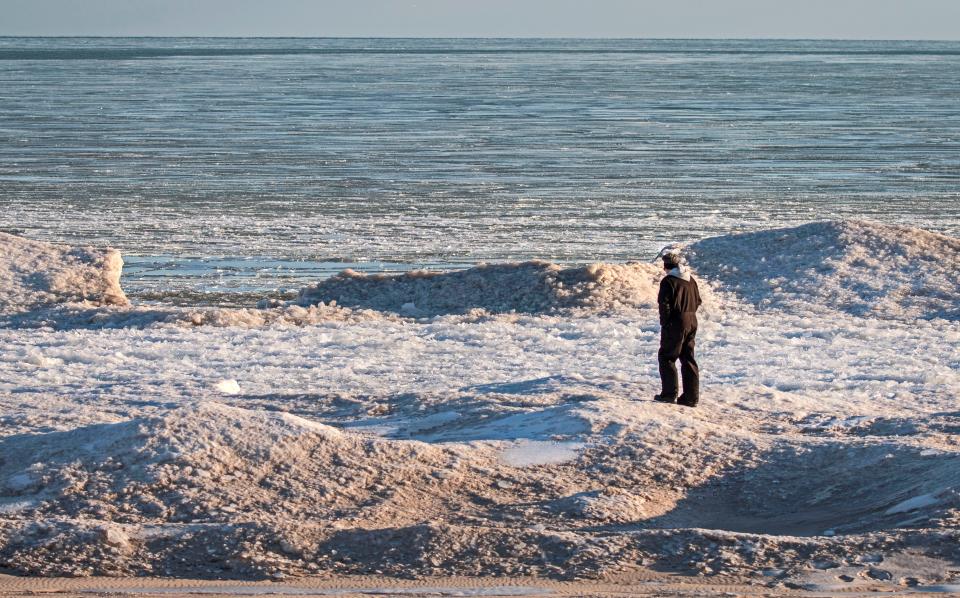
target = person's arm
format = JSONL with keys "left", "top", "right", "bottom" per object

{"left": 694, "top": 279, "right": 702, "bottom": 309}
{"left": 658, "top": 278, "right": 672, "bottom": 325}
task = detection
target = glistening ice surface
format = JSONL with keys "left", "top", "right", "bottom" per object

{"left": 1, "top": 38, "right": 959, "bottom": 299}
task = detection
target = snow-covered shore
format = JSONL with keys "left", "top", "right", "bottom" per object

{"left": 0, "top": 221, "right": 958, "bottom": 589}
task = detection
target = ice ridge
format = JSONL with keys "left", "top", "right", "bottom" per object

{"left": 297, "top": 260, "right": 665, "bottom": 316}
{"left": 687, "top": 220, "right": 960, "bottom": 320}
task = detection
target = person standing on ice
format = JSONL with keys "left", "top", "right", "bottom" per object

{"left": 654, "top": 251, "right": 701, "bottom": 407}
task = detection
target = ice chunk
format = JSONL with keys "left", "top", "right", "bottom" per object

{"left": 400, "top": 302, "right": 422, "bottom": 316}
{"left": 0, "top": 499, "right": 35, "bottom": 514}
{"left": 500, "top": 440, "right": 584, "bottom": 467}
{"left": 214, "top": 379, "right": 241, "bottom": 395}
{"left": 0, "top": 232, "right": 128, "bottom": 314}
{"left": 885, "top": 493, "right": 940, "bottom": 515}
{"left": 4, "top": 472, "right": 38, "bottom": 494}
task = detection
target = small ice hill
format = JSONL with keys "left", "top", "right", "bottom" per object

{"left": 297, "top": 261, "right": 664, "bottom": 316}
{"left": 687, "top": 220, "right": 960, "bottom": 321}
{"left": 0, "top": 402, "right": 459, "bottom": 529}
{"left": 0, "top": 231, "right": 127, "bottom": 314}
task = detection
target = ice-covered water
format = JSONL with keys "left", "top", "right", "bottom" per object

{"left": 1, "top": 38, "right": 959, "bottom": 300}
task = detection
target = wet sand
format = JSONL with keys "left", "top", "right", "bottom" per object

{"left": 0, "top": 571, "right": 945, "bottom": 597}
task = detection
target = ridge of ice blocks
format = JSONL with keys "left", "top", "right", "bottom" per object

{"left": 687, "top": 220, "right": 960, "bottom": 320}
{"left": 297, "top": 260, "right": 665, "bottom": 316}
{"left": 0, "top": 232, "right": 128, "bottom": 314}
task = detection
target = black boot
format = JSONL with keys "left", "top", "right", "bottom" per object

{"left": 678, "top": 394, "right": 698, "bottom": 408}
{"left": 654, "top": 394, "right": 677, "bottom": 404}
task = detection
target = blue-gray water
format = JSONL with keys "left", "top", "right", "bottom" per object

{"left": 1, "top": 38, "right": 958, "bottom": 300}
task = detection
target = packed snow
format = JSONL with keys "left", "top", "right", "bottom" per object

{"left": 0, "top": 221, "right": 958, "bottom": 589}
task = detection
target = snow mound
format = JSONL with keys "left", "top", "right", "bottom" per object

{"left": 0, "top": 402, "right": 456, "bottom": 525}
{"left": 297, "top": 260, "right": 665, "bottom": 316}
{"left": 0, "top": 232, "right": 128, "bottom": 314}
{"left": 687, "top": 220, "right": 960, "bottom": 320}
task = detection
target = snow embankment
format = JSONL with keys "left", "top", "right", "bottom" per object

{"left": 297, "top": 260, "right": 665, "bottom": 316}
{"left": 687, "top": 220, "right": 960, "bottom": 320}
{"left": 0, "top": 232, "right": 128, "bottom": 314}
{"left": 0, "top": 402, "right": 458, "bottom": 527}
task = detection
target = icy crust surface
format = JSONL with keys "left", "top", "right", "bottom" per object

{"left": 0, "top": 222, "right": 958, "bottom": 585}
{"left": 688, "top": 220, "right": 960, "bottom": 321}
{"left": 0, "top": 232, "right": 127, "bottom": 314}
{"left": 297, "top": 261, "right": 666, "bottom": 316}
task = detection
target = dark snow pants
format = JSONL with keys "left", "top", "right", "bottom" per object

{"left": 658, "top": 314, "right": 699, "bottom": 401}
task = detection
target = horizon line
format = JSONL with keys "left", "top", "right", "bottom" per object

{"left": 1, "top": 35, "right": 959, "bottom": 42}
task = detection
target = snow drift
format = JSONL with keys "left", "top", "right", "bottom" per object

{"left": 297, "top": 260, "right": 665, "bottom": 316}
{"left": 0, "top": 232, "right": 128, "bottom": 314}
{"left": 687, "top": 220, "right": 960, "bottom": 320}
{"left": 0, "top": 402, "right": 465, "bottom": 527}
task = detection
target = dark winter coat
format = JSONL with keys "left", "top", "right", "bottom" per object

{"left": 658, "top": 267, "right": 702, "bottom": 326}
